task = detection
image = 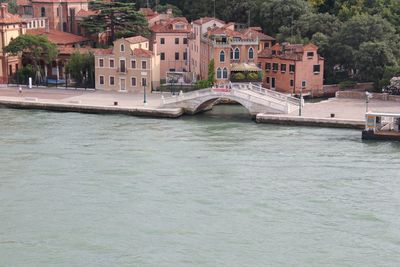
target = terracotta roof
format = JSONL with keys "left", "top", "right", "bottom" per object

{"left": 150, "top": 17, "right": 190, "bottom": 33}
{"left": 59, "top": 47, "right": 111, "bottom": 55}
{"left": 193, "top": 17, "right": 225, "bottom": 25}
{"left": 76, "top": 9, "right": 97, "bottom": 17}
{"left": 31, "top": 0, "right": 88, "bottom": 3}
{"left": 26, "top": 29, "right": 89, "bottom": 45}
{"left": 259, "top": 43, "right": 320, "bottom": 61}
{"left": 207, "top": 27, "right": 245, "bottom": 38}
{"left": 139, "top": 8, "right": 156, "bottom": 17}
{"left": 0, "top": 4, "right": 22, "bottom": 24}
{"left": 242, "top": 29, "right": 275, "bottom": 41}
{"left": 93, "top": 48, "right": 113, "bottom": 55}
{"left": 124, "top": 35, "right": 148, "bottom": 44}
{"left": 16, "top": 0, "right": 31, "bottom": 6}
{"left": 133, "top": 48, "right": 153, "bottom": 57}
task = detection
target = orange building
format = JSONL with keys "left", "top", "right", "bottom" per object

{"left": 150, "top": 17, "right": 191, "bottom": 79}
{"left": 0, "top": 3, "right": 25, "bottom": 83}
{"left": 258, "top": 43, "right": 324, "bottom": 95}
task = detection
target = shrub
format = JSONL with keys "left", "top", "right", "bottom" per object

{"left": 247, "top": 72, "right": 259, "bottom": 80}
{"left": 196, "top": 79, "right": 211, "bottom": 89}
{"left": 233, "top": 72, "right": 246, "bottom": 80}
{"left": 339, "top": 80, "right": 357, "bottom": 90}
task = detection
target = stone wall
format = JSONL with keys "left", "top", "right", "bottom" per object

{"left": 312, "top": 82, "right": 374, "bottom": 98}
{"left": 336, "top": 91, "right": 400, "bottom": 102}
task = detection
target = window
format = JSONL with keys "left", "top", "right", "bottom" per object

{"left": 290, "top": 79, "right": 294, "bottom": 87}
{"left": 183, "top": 52, "right": 187, "bottom": 61}
{"left": 272, "top": 63, "right": 279, "bottom": 71}
{"left": 99, "top": 58, "right": 104, "bottom": 67}
{"left": 40, "top": 7, "right": 45, "bottom": 17}
{"left": 219, "top": 50, "right": 225, "bottom": 62}
{"left": 119, "top": 59, "right": 126, "bottom": 72}
{"left": 109, "top": 59, "right": 114, "bottom": 68}
{"left": 131, "top": 60, "right": 136, "bottom": 69}
{"left": 264, "top": 42, "right": 270, "bottom": 49}
{"left": 160, "top": 53, "right": 165, "bottom": 60}
{"left": 234, "top": 48, "right": 240, "bottom": 60}
{"left": 160, "top": 38, "right": 165, "bottom": 44}
{"left": 289, "top": 64, "right": 295, "bottom": 73}
{"left": 230, "top": 48, "right": 234, "bottom": 60}
{"left": 141, "top": 61, "right": 147, "bottom": 69}
{"left": 183, "top": 38, "right": 188, "bottom": 44}
{"left": 141, "top": 77, "right": 147, "bottom": 87}
{"left": 120, "top": 44, "right": 125, "bottom": 52}
{"left": 248, "top": 47, "right": 254, "bottom": 60}
{"left": 307, "top": 51, "right": 314, "bottom": 58}
{"left": 175, "top": 38, "right": 179, "bottom": 44}
{"left": 266, "top": 77, "right": 270, "bottom": 84}
{"left": 313, "top": 64, "right": 321, "bottom": 73}
{"left": 266, "top": 63, "right": 271, "bottom": 71}
{"left": 216, "top": 68, "right": 222, "bottom": 79}
{"left": 302, "top": 81, "right": 306, "bottom": 88}
{"left": 99, "top": 76, "right": 104, "bottom": 85}
{"left": 175, "top": 52, "right": 179, "bottom": 60}
{"left": 272, "top": 50, "right": 276, "bottom": 55}
{"left": 40, "top": 20, "right": 44, "bottom": 27}
{"left": 281, "top": 64, "right": 286, "bottom": 72}
{"left": 223, "top": 68, "right": 228, "bottom": 79}
{"left": 109, "top": 76, "right": 115, "bottom": 85}
{"left": 131, "top": 77, "right": 136, "bottom": 86}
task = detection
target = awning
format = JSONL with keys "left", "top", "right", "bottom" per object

{"left": 230, "top": 63, "right": 261, "bottom": 72}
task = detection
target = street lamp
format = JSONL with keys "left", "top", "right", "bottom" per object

{"left": 365, "top": 91, "right": 372, "bottom": 112}
{"left": 143, "top": 83, "right": 147, "bottom": 105}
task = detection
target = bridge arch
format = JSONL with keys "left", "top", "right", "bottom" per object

{"left": 192, "top": 94, "right": 255, "bottom": 115}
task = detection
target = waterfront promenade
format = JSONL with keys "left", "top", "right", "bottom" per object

{"left": 0, "top": 87, "right": 399, "bottom": 127}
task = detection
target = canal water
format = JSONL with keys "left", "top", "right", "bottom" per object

{"left": 1, "top": 106, "right": 400, "bottom": 267}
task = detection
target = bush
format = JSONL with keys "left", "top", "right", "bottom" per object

{"left": 247, "top": 72, "right": 259, "bottom": 80}
{"left": 196, "top": 80, "right": 211, "bottom": 89}
{"left": 339, "top": 80, "right": 357, "bottom": 90}
{"left": 16, "top": 65, "right": 35, "bottom": 83}
{"left": 233, "top": 73, "right": 246, "bottom": 80}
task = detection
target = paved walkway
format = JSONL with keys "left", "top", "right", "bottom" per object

{"left": 0, "top": 87, "right": 399, "bottom": 121}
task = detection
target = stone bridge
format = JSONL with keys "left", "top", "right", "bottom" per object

{"left": 161, "top": 83, "right": 301, "bottom": 116}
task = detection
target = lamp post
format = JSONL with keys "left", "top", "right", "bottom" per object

{"left": 299, "top": 87, "right": 303, "bottom": 116}
{"left": 143, "top": 84, "right": 147, "bottom": 105}
{"left": 365, "top": 91, "right": 372, "bottom": 112}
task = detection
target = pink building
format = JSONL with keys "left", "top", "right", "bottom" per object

{"left": 150, "top": 17, "right": 191, "bottom": 80}
{"left": 258, "top": 43, "right": 324, "bottom": 95}
{"left": 190, "top": 18, "right": 262, "bottom": 85}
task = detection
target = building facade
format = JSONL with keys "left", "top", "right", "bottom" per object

{"left": 95, "top": 36, "right": 160, "bottom": 92}
{"left": 150, "top": 17, "right": 190, "bottom": 80}
{"left": 258, "top": 43, "right": 324, "bottom": 95}
{"left": 0, "top": 3, "right": 25, "bottom": 83}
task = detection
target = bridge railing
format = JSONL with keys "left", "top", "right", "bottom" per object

{"left": 248, "top": 84, "right": 300, "bottom": 106}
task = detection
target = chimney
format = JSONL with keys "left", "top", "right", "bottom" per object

{"left": 166, "top": 8, "right": 172, "bottom": 16}
{"left": 0, "top": 3, "right": 8, "bottom": 18}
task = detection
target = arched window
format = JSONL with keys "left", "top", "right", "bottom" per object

{"left": 216, "top": 68, "right": 222, "bottom": 79}
{"left": 230, "top": 48, "right": 234, "bottom": 60}
{"left": 219, "top": 50, "right": 225, "bottom": 62}
{"left": 234, "top": 47, "right": 240, "bottom": 60}
{"left": 248, "top": 47, "right": 254, "bottom": 59}
{"left": 223, "top": 68, "right": 228, "bottom": 79}
{"left": 120, "top": 44, "right": 125, "bottom": 52}
{"left": 40, "top": 7, "right": 46, "bottom": 17}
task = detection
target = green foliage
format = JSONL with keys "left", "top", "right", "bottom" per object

{"left": 80, "top": 0, "right": 149, "bottom": 45}
{"left": 196, "top": 79, "right": 211, "bottom": 89}
{"left": 378, "top": 66, "right": 400, "bottom": 89}
{"left": 247, "top": 72, "right": 259, "bottom": 80}
{"left": 207, "top": 59, "right": 215, "bottom": 85}
{"left": 155, "top": 4, "right": 182, "bottom": 16}
{"left": 339, "top": 80, "right": 357, "bottom": 90}
{"left": 16, "top": 65, "right": 35, "bottom": 83}
{"left": 233, "top": 73, "right": 246, "bottom": 80}
{"left": 65, "top": 52, "right": 95, "bottom": 87}
{"left": 4, "top": 34, "right": 58, "bottom": 83}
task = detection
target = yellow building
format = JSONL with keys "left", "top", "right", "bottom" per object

{"left": 0, "top": 3, "right": 25, "bottom": 83}
{"left": 95, "top": 36, "right": 160, "bottom": 93}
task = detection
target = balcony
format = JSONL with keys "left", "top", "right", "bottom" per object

{"left": 117, "top": 67, "right": 127, "bottom": 74}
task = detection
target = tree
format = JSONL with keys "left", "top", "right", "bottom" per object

{"left": 80, "top": 0, "right": 149, "bottom": 45}
{"left": 155, "top": 4, "right": 182, "bottom": 17}
{"left": 4, "top": 34, "right": 58, "bottom": 83}
{"left": 207, "top": 59, "right": 215, "bottom": 85}
{"left": 65, "top": 52, "right": 95, "bottom": 87}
